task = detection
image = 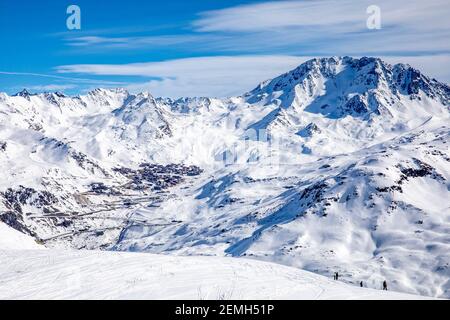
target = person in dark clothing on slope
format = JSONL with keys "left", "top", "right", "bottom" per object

{"left": 383, "top": 280, "right": 388, "bottom": 290}
{"left": 360, "top": 281, "right": 363, "bottom": 288}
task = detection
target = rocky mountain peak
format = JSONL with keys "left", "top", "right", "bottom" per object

{"left": 245, "top": 57, "right": 449, "bottom": 120}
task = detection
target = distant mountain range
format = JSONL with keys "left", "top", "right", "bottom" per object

{"left": 0, "top": 57, "right": 449, "bottom": 298}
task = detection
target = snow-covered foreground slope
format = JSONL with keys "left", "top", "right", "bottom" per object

{"left": 0, "top": 56, "right": 449, "bottom": 299}
{"left": 0, "top": 223, "right": 43, "bottom": 250}
{"left": 0, "top": 248, "right": 432, "bottom": 300}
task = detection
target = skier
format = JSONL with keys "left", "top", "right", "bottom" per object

{"left": 335, "top": 272, "right": 339, "bottom": 281}
{"left": 360, "top": 281, "right": 363, "bottom": 288}
{"left": 383, "top": 280, "right": 388, "bottom": 290}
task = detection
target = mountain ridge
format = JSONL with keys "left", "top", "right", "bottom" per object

{"left": 0, "top": 56, "right": 449, "bottom": 298}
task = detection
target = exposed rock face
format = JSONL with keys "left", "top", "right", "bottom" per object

{"left": 297, "top": 123, "right": 322, "bottom": 137}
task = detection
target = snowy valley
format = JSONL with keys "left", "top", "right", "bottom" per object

{"left": 0, "top": 57, "right": 449, "bottom": 299}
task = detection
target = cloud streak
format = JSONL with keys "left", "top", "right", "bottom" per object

{"left": 194, "top": 0, "right": 449, "bottom": 33}
{"left": 55, "top": 54, "right": 450, "bottom": 98}
{"left": 56, "top": 55, "right": 312, "bottom": 97}
{"left": 26, "top": 84, "right": 77, "bottom": 91}
{"left": 0, "top": 71, "right": 124, "bottom": 85}
{"left": 65, "top": 34, "right": 210, "bottom": 49}
{"left": 60, "top": 0, "right": 450, "bottom": 57}
{"left": 191, "top": 0, "right": 450, "bottom": 55}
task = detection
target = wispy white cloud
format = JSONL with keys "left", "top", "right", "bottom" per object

{"left": 26, "top": 84, "right": 77, "bottom": 92}
{"left": 0, "top": 71, "right": 124, "bottom": 85}
{"left": 194, "top": 0, "right": 449, "bottom": 32}
{"left": 55, "top": 54, "right": 450, "bottom": 98}
{"left": 65, "top": 34, "right": 209, "bottom": 49}
{"left": 56, "top": 55, "right": 312, "bottom": 97}
{"left": 49, "top": 24, "right": 178, "bottom": 38}
{"left": 194, "top": 0, "right": 364, "bottom": 32}
{"left": 59, "top": 0, "right": 450, "bottom": 57}
{"left": 191, "top": 0, "right": 450, "bottom": 55}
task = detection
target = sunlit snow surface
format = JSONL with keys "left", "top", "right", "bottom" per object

{"left": 0, "top": 247, "right": 432, "bottom": 300}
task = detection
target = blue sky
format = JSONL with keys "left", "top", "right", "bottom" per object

{"left": 0, "top": 0, "right": 449, "bottom": 97}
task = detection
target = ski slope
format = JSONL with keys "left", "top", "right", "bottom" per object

{"left": 0, "top": 247, "right": 432, "bottom": 300}
{"left": 0, "top": 223, "right": 44, "bottom": 250}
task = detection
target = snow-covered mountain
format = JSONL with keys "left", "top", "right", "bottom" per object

{"left": 0, "top": 57, "right": 449, "bottom": 298}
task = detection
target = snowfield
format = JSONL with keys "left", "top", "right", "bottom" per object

{"left": 0, "top": 57, "right": 449, "bottom": 299}
{"left": 0, "top": 249, "right": 432, "bottom": 299}
{"left": 0, "top": 223, "right": 44, "bottom": 250}
{"left": 0, "top": 225, "right": 436, "bottom": 300}
{"left": 0, "top": 224, "right": 429, "bottom": 300}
